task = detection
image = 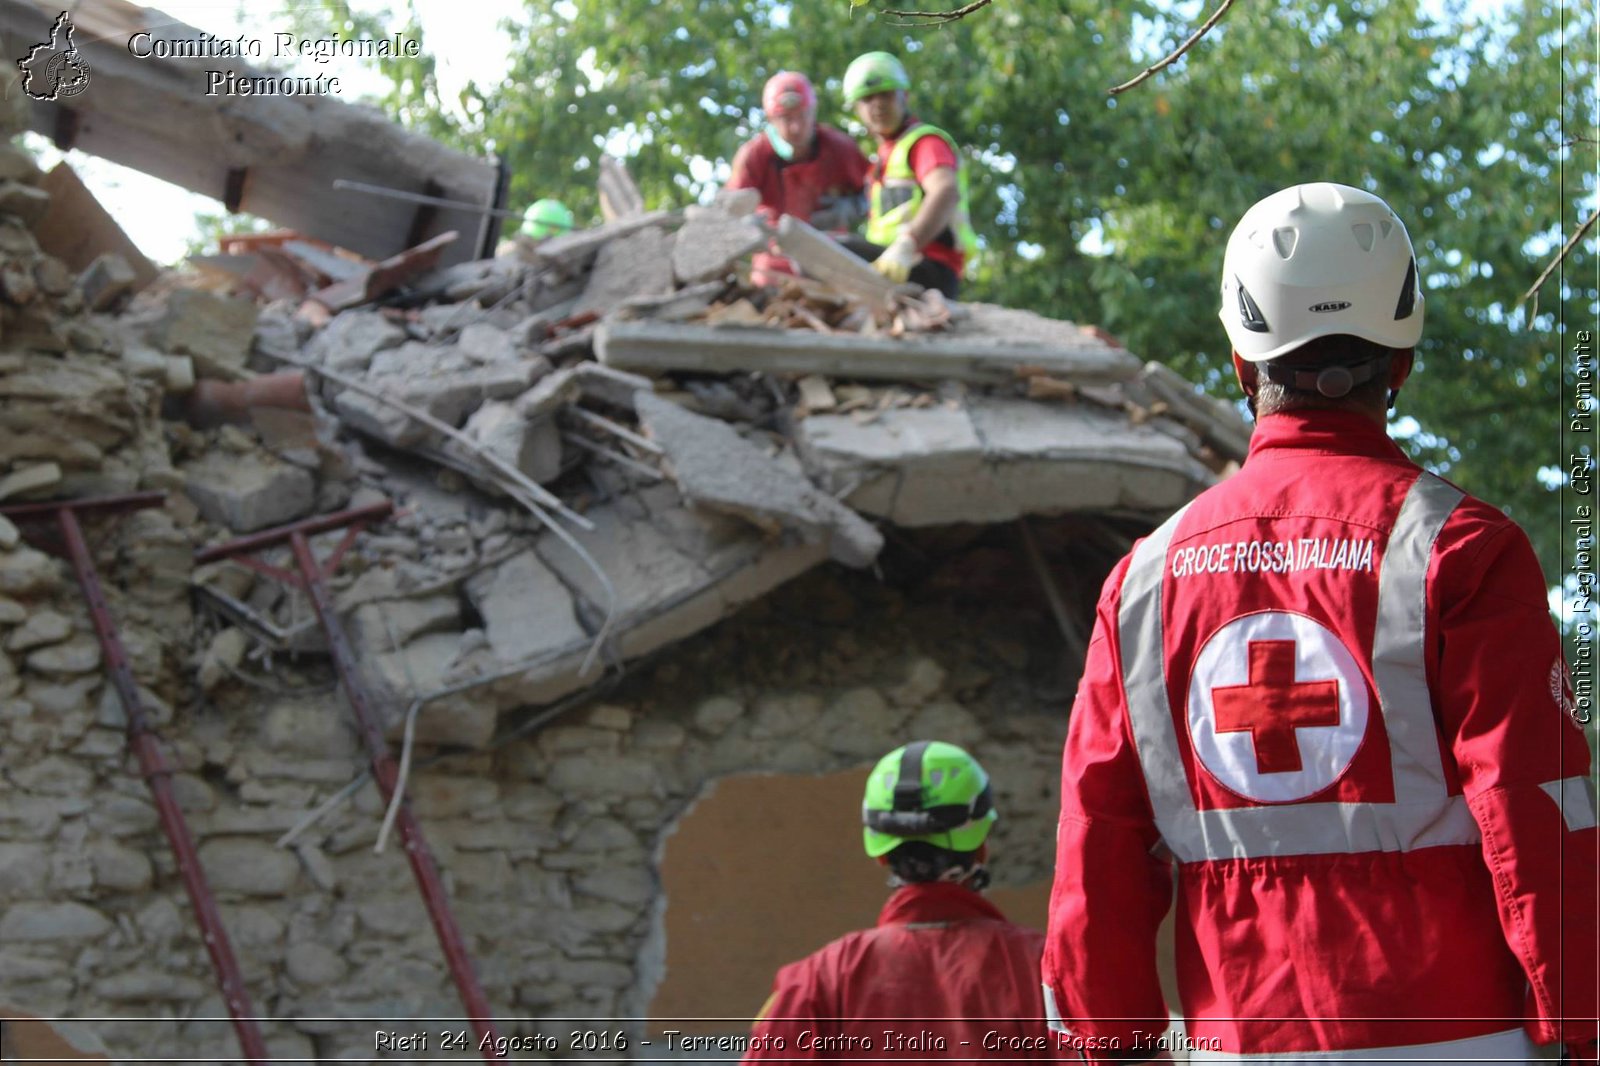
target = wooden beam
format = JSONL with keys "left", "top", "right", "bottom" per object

{"left": 0, "top": 0, "right": 496, "bottom": 267}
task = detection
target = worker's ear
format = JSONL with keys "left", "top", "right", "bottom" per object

{"left": 1231, "top": 351, "right": 1258, "bottom": 397}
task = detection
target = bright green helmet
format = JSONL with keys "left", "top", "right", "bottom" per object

{"left": 862, "top": 740, "right": 997, "bottom": 858}
{"left": 522, "top": 198, "right": 575, "bottom": 239}
{"left": 842, "top": 51, "right": 910, "bottom": 107}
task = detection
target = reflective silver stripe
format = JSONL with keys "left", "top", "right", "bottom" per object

{"left": 1540, "top": 776, "right": 1600, "bottom": 831}
{"left": 1118, "top": 506, "right": 1199, "bottom": 847}
{"left": 1371, "top": 473, "right": 1462, "bottom": 808}
{"left": 1041, "top": 984, "right": 1066, "bottom": 1034}
{"left": 1119, "top": 474, "right": 1479, "bottom": 862}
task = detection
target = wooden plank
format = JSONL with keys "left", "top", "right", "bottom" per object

{"left": 0, "top": 0, "right": 496, "bottom": 267}
{"left": 32, "top": 163, "right": 158, "bottom": 285}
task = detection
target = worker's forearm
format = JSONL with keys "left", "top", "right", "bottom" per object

{"left": 904, "top": 183, "right": 960, "bottom": 248}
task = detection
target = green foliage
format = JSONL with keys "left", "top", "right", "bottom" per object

{"left": 352, "top": 0, "right": 1596, "bottom": 579}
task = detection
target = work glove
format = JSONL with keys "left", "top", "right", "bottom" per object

{"left": 809, "top": 193, "right": 868, "bottom": 233}
{"left": 872, "top": 233, "right": 922, "bottom": 283}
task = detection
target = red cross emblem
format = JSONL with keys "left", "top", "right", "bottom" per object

{"left": 1187, "top": 612, "right": 1367, "bottom": 803}
{"left": 1211, "top": 640, "right": 1341, "bottom": 774}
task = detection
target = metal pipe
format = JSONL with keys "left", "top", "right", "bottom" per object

{"left": 55, "top": 504, "right": 270, "bottom": 1065}
{"left": 333, "top": 178, "right": 524, "bottom": 221}
{"left": 283, "top": 529, "right": 504, "bottom": 1058}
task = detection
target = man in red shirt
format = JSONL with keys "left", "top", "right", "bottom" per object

{"left": 838, "top": 52, "right": 978, "bottom": 299}
{"left": 743, "top": 741, "right": 1059, "bottom": 1061}
{"left": 728, "top": 70, "right": 871, "bottom": 285}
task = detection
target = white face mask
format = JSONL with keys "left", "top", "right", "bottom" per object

{"left": 766, "top": 124, "right": 797, "bottom": 161}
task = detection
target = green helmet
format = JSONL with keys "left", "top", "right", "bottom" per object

{"left": 522, "top": 198, "right": 575, "bottom": 239}
{"left": 842, "top": 51, "right": 910, "bottom": 106}
{"left": 862, "top": 740, "right": 997, "bottom": 858}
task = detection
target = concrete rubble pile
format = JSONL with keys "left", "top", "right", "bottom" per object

{"left": 0, "top": 124, "right": 1254, "bottom": 1054}
{"left": 3, "top": 153, "right": 1253, "bottom": 756}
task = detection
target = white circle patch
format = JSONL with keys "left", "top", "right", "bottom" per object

{"left": 1187, "top": 612, "right": 1368, "bottom": 803}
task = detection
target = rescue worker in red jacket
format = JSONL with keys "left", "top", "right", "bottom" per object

{"left": 1042, "top": 181, "right": 1599, "bottom": 1064}
{"left": 728, "top": 70, "right": 871, "bottom": 285}
{"left": 837, "top": 51, "right": 978, "bottom": 299}
{"left": 744, "top": 741, "right": 1059, "bottom": 1061}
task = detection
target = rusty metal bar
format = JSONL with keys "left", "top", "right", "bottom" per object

{"left": 199, "top": 506, "right": 504, "bottom": 1060}
{"left": 194, "top": 500, "right": 395, "bottom": 565}
{"left": 0, "top": 495, "right": 270, "bottom": 1065}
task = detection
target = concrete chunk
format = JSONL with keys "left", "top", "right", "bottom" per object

{"left": 635, "top": 392, "right": 882, "bottom": 567}
{"left": 672, "top": 209, "right": 765, "bottom": 285}
{"left": 78, "top": 253, "right": 137, "bottom": 312}
{"left": 572, "top": 226, "right": 675, "bottom": 319}
{"left": 450, "top": 400, "right": 563, "bottom": 484}
{"left": 775, "top": 214, "right": 897, "bottom": 305}
{"left": 797, "top": 400, "right": 1210, "bottom": 525}
{"left": 149, "top": 289, "right": 260, "bottom": 379}
{"left": 465, "top": 550, "right": 589, "bottom": 665}
{"left": 304, "top": 309, "right": 406, "bottom": 374}
{"left": 184, "top": 451, "right": 316, "bottom": 533}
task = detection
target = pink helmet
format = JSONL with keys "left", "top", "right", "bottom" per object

{"left": 762, "top": 71, "right": 817, "bottom": 117}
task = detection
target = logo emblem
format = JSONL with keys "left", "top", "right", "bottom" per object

{"left": 1308, "top": 300, "right": 1352, "bottom": 313}
{"left": 1187, "top": 612, "right": 1368, "bottom": 803}
{"left": 17, "top": 12, "right": 91, "bottom": 102}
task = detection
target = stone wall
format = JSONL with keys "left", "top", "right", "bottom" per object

{"left": 0, "top": 518, "right": 1105, "bottom": 1063}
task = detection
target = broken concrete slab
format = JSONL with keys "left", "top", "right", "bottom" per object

{"left": 774, "top": 215, "right": 897, "bottom": 306}
{"left": 464, "top": 550, "right": 589, "bottom": 666}
{"left": 1135, "top": 361, "right": 1252, "bottom": 460}
{"left": 672, "top": 209, "right": 765, "bottom": 285}
{"left": 303, "top": 309, "right": 406, "bottom": 375}
{"left": 797, "top": 400, "right": 1212, "bottom": 526}
{"left": 455, "top": 322, "right": 519, "bottom": 365}
{"left": 449, "top": 400, "right": 563, "bottom": 484}
{"left": 148, "top": 289, "right": 260, "bottom": 380}
{"left": 596, "top": 319, "right": 1143, "bottom": 386}
{"left": 634, "top": 392, "right": 883, "bottom": 568}
{"left": 573, "top": 363, "right": 653, "bottom": 410}
{"left": 534, "top": 210, "right": 678, "bottom": 274}
{"left": 332, "top": 343, "right": 544, "bottom": 448}
{"left": 572, "top": 226, "right": 676, "bottom": 320}
{"left": 183, "top": 451, "right": 316, "bottom": 533}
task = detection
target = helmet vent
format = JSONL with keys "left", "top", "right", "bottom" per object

{"left": 1272, "top": 227, "right": 1298, "bottom": 259}
{"left": 1236, "top": 279, "right": 1270, "bottom": 333}
{"left": 1380, "top": 220, "right": 1394, "bottom": 239}
{"left": 1394, "top": 258, "right": 1418, "bottom": 320}
{"left": 1352, "top": 222, "right": 1375, "bottom": 252}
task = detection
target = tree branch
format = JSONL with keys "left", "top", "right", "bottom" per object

{"left": 1519, "top": 209, "right": 1597, "bottom": 321}
{"left": 878, "top": 0, "right": 993, "bottom": 25}
{"left": 1108, "top": 0, "right": 1235, "bottom": 95}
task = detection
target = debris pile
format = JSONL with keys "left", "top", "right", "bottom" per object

{"left": 2, "top": 155, "right": 1249, "bottom": 755}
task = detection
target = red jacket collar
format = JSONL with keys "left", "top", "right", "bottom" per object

{"left": 878, "top": 881, "right": 1008, "bottom": 926}
{"left": 1247, "top": 409, "right": 1410, "bottom": 464}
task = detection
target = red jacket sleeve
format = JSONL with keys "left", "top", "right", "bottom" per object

{"left": 1431, "top": 509, "right": 1599, "bottom": 1048}
{"left": 728, "top": 137, "right": 781, "bottom": 229}
{"left": 1043, "top": 554, "right": 1174, "bottom": 1059}
{"left": 742, "top": 957, "right": 830, "bottom": 1062}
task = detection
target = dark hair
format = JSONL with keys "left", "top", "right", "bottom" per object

{"left": 885, "top": 841, "right": 982, "bottom": 885}
{"left": 1254, "top": 334, "right": 1402, "bottom": 416}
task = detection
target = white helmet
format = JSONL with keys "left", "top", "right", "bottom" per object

{"left": 1219, "top": 182, "right": 1424, "bottom": 362}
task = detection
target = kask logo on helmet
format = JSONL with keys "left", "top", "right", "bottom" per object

{"left": 1308, "top": 301, "right": 1353, "bottom": 313}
